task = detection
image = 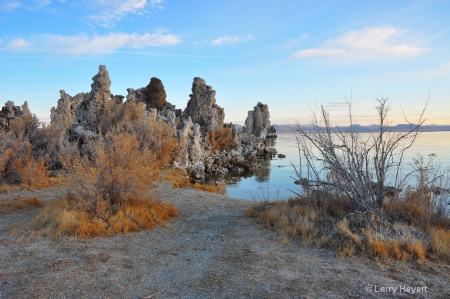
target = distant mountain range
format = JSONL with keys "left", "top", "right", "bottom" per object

{"left": 271, "top": 124, "right": 450, "bottom": 133}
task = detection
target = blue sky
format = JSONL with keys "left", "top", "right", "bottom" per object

{"left": 0, "top": 0, "right": 449, "bottom": 126}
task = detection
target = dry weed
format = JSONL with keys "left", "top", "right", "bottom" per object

{"left": 0, "top": 196, "right": 43, "bottom": 214}
{"left": 192, "top": 181, "right": 227, "bottom": 195}
{"left": 429, "top": 228, "right": 450, "bottom": 262}
{"left": 209, "top": 128, "right": 236, "bottom": 151}
{"left": 34, "top": 197, "right": 177, "bottom": 238}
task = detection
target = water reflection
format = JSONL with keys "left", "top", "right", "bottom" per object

{"left": 226, "top": 131, "right": 450, "bottom": 201}
{"left": 254, "top": 159, "right": 271, "bottom": 182}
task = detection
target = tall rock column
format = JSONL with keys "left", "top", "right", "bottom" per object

{"left": 245, "top": 102, "right": 270, "bottom": 138}
{"left": 85, "top": 65, "right": 111, "bottom": 132}
{"left": 182, "top": 77, "right": 224, "bottom": 131}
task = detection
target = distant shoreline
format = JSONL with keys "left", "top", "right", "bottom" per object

{"left": 271, "top": 124, "right": 450, "bottom": 134}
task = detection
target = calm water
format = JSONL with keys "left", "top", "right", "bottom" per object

{"left": 226, "top": 131, "right": 450, "bottom": 200}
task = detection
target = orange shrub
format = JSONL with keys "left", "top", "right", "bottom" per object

{"left": 0, "top": 133, "right": 49, "bottom": 188}
{"left": 68, "top": 132, "right": 159, "bottom": 212}
{"left": 209, "top": 128, "right": 236, "bottom": 151}
{"left": 34, "top": 132, "right": 178, "bottom": 238}
{"left": 429, "top": 228, "right": 450, "bottom": 261}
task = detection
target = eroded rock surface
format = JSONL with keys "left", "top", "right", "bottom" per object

{"left": 0, "top": 101, "right": 33, "bottom": 132}
{"left": 48, "top": 65, "right": 270, "bottom": 181}
{"left": 244, "top": 102, "right": 270, "bottom": 138}
{"left": 183, "top": 78, "right": 225, "bottom": 131}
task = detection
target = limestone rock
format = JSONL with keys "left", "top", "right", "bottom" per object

{"left": 50, "top": 90, "right": 84, "bottom": 129}
{"left": 244, "top": 102, "right": 270, "bottom": 138}
{"left": 77, "top": 65, "right": 111, "bottom": 132}
{"left": 183, "top": 77, "right": 224, "bottom": 131}
{"left": 126, "top": 88, "right": 145, "bottom": 104}
{"left": 0, "top": 100, "right": 33, "bottom": 132}
{"left": 50, "top": 65, "right": 111, "bottom": 140}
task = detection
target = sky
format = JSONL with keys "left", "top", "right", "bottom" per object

{"left": 0, "top": 0, "right": 449, "bottom": 126}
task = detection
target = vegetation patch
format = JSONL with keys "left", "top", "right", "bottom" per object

{"left": 209, "top": 127, "right": 236, "bottom": 151}
{"left": 34, "top": 197, "right": 177, "bottom": 238}
{"left": 0, "top": 196, "right": 43, "bottom": 215}
{"left": 34, "top": 132, "right": 178, "bottom": 238}
{"left": 246, "top": 196, "right": 448, "bottom": 262}
{"left": 191, "top": 181, "right": 227, "bottom": 195}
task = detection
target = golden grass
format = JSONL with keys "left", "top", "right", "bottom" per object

{"left": 390, "top": 240, "right": 412, "bottom": 261}
{"left": 34, "top": 197, "right": 178, "bottom": 238}
{"left": 209, "top": 128, "right": 236, "bottom": 151}
{"left": 429, "top": 227, "right": 450, "bottom": 262}
{"left": 246, "top": 197, "right": 445, "bottom": 262}
{"left": 0, "top": 196, "right": 43, "bottom": 214}
{"left": 160, "top": 169, "right": 227, "bottom": 195}
{"left": 191, "top": 181, "right": 227, "bottom": 195}
{"left": 159, "top": 169, "right": 191, "bottom": 188}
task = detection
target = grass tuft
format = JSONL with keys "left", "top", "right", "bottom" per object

{"left": 246, "top": 195, "right": 450, "bottom": 263}
{"left": 0, "top": 196, "right": 43, "bottom": 214}
{"left": 34, "top": 197, "right": 177, "bottom": 238}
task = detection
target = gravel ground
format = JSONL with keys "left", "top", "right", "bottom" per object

{"left": 0, "top": 183, "right": 449, "bottom": 298}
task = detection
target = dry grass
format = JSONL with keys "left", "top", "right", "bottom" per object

{"left": 67, "top": 132, "right": 160, "bottom": 212}
{"left": 191, "top": 181, "right": 227, "bottom": 195}
{"left": 160, "top": 169, "right": 227, "bottom": 195}
{"left": 209, "top": 128, "right": 236, "bottom": 151}
{"left": 159, "top": 169, "right": 191, "bottom": 188}
{"left": 429, "top": 227, "right": 450, "bottom": 262}
{"left": 0, "top": 135, "right": 50, "bottom": 188}
{"left": 34, "top": 197, "right": 178, "bottom": 238}
{"left": 246, "top": 196, "right": 448, "bottom": 263}
{"left": 382, "top": 189, "right": 440, "bottom": 229}
{"left": 0, "top": 196, "right": 43, "bottom": 214}
{"left": 32, "top": 132, "right": 178, "bottom": 238}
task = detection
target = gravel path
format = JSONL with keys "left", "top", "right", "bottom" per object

{"left": 0, "top": 183, "right": 449, "bottom": 298}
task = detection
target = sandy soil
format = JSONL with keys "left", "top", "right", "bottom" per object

{"left": 0, "top": 183, "right": 449, "bottom": 298}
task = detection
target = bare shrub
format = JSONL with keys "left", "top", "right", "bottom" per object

{"left": 34, "top": 132, "right": 178, "bottom": 238}
{"left": 109, "top": 102, "right": 179, "bottom": 166}
{"left": 293, "top": 98, "right": 426, "bottom": 212}
{"left": 0, "top": 132, "right": 49, "bottom": 187}
{"left": 8, "top": 110, "right": 40, "bottom": 139}
{"left": 69, "top": 132, "right": 160, "bottom": 212}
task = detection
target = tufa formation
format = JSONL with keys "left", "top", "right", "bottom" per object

{"left": 48, "top": 65, "right": 272, "bottom": 181}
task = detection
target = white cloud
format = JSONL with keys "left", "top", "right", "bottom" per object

{"left": 292, "top": 26, "right": 429, "bottom": 60}
{"left": 150, "top": 0, "right": 164, "bottom": 8}
{"left": 0, "top": 1, "right": 22, "bottom": 11}
{"left": 87, "top": 0, "right": 153, "bottom": 28}
{"left": 0, "top": 0, "right": 53, "bottom": 11}
{"left": 3, "top": 32, "right": 180, "bottom": 54}
{"left": 8, "top": 38, "right": 29, "bottom": 50}
{"left": 212, "top": 36, "right": 240, "bottom": 46}
{"left": 211, "top": 34, "right": 255, "bottom": 46}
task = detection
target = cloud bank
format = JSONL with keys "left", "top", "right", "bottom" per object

{"left": 87, "top": 0, "right": 164, "bottom": 28}
{"left": 211, "top": 34, "right": 255, "bottom": 46}
{"left": 4, "top": 32, "right": 180, "bottom": 54}
{"left": 293, "top": 26, "right": 429, "bottom": 60}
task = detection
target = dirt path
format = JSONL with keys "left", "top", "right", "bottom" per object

{"left": 0, "top": 183, "right": 449, "bottom": 298}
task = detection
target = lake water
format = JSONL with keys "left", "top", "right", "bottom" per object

{"left": 226, "top": 131, "right": 450, "bottom": 201}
